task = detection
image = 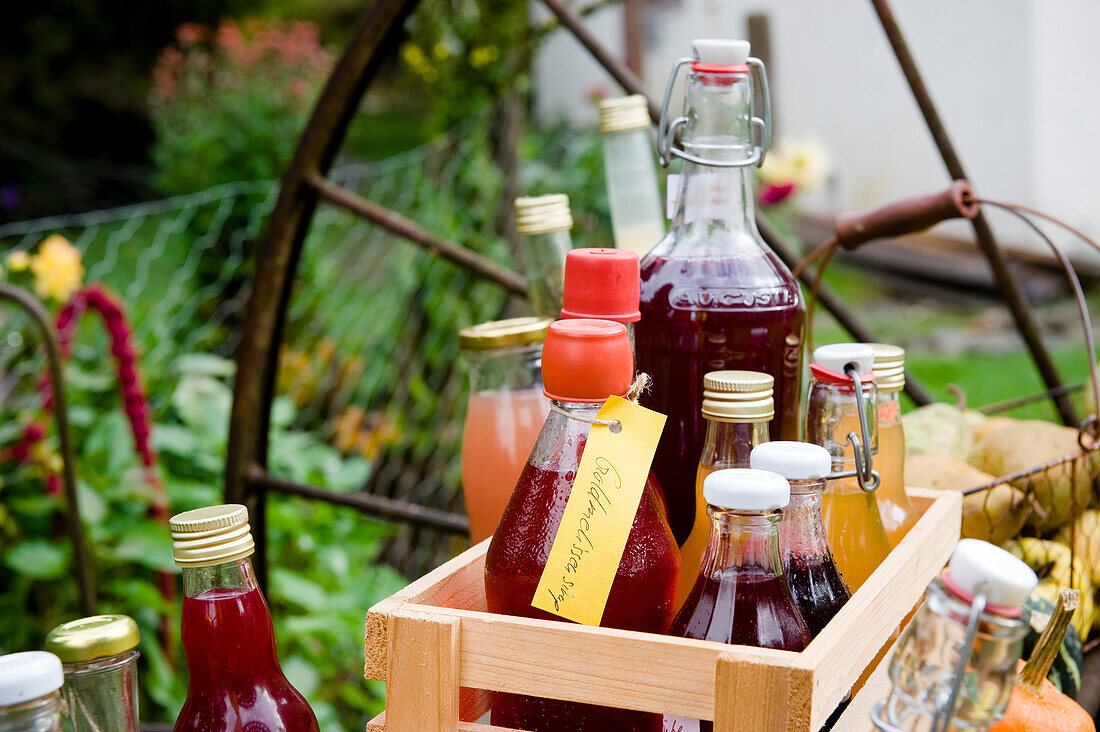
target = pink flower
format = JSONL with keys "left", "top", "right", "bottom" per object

{"left": 759, "top": 182, "right": 796, "bottom": 207}
{"left": 176, "top": 23, "right": 208, "bottom": 45}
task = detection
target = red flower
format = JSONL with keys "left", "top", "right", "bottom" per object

{"left": 759, "top": 182, "right": 796, "bottom": 207}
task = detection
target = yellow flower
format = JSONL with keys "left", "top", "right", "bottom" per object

{"left": 6, "top": 250, "right": 30, "bottom": 272}
{"left": 432, "top": 42, "right": 451, "bottom": 60}
{"left": 469, "top": 45, "right": 499, "bottom": 69}
{"left": 400, "top": 42, "right": 438, "bottom": 83}
{"left": 760, "top": 138, "right": 830, "bottom": 191}
{"left": 29, "top": 235, "right": 84, "bottom": 302}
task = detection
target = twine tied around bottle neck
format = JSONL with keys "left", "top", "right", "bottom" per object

{"left": 548, "top": 373, "right": 652, "bottom": 428}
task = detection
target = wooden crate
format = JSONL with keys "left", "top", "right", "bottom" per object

{"left": 364, "top": 487, "right": 961, "bottom": 732}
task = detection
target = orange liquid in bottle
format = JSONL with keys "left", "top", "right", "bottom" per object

{"left": 461, "top": 389, "right": 548, "bottom": 543}
{"left": 876, "top": 411, "right": 917, "bottom": 546}
{"left": 675, "top": 464, "right": 718, "bottom": 609}
{"left": 821, "top": 480, "right": 893, "bottom": 592}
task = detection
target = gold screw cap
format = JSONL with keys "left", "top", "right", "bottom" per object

{"left": 868, "top": 343, "right": 905, "bottom": 392}
{"left": 515, "top": 194, "right": 572, "bottom": 235}
{"left": 701, "top": 370, "right": 774, "bottom": 422}
{"left": 598, "top": 95, "right": 650, "bottom": 133}
{"left": 170, "top": 504, "right": 254, "bottom": 568}
{"left": 45, "top": 615, "right": 139, "bottom": 664}
{"left": 459, "top": 316, "right": 553, "bottom": 350}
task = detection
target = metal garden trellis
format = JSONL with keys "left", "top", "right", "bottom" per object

{"left": 222, "top": 0, "right": 1079, "bottom": 588}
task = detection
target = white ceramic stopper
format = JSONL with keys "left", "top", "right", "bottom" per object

{"left": 693, "top": 39, "right": 751, "bottom": 66}
{"left": 949, "top": 538, "right": 1038, "bottom": 609}
{"left": 750, "top": 441, "right": 832, "bottom": 480}
{"left": 0, "top": 651, "right": 63, "bottom": 706}
{"left": 702, "top": 468, "right": 790, "bottom": 511}
{"left": 813, "top": 343, "right": 875, "bottom": 376}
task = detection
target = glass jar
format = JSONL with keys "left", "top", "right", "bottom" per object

{"left": 514, "top": 194, "right": 574, "bottom": 318}
{"left": 459, "top": 317, "right": 551, "bottom": 542}
{"left": 45, "top": 614, "right": 140, "bottom": 731}
{"left": 676, "top": 370, "right": 773, "bottom": 610}
{"left": 0, "top": 651, "right": 64, "bottom": 732}
{"left": 806, "top": 343, "right": 891, "bottom": 592}
{"left": 597, "top": 94, "right": 665, "bottom": 257}
{"left": 873, "top": 539, "right": 1038, "bottom": 730}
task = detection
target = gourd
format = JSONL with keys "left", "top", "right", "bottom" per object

{"left": 990, "top": 590, "right": 1094, "bottom": 732}
{"left": 1020, "top": 593, "right": 1083, "bottom": 699}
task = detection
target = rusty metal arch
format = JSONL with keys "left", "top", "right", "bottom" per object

{"left": 225, "top": 0, "right": 1071, "bottom": 585}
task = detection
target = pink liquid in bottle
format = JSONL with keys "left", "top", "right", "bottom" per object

{"left": 461, "top": 388, "right": 548, "bottom": 542}
{"left": 176, "top": 572, "right": 319, "bottom": 731}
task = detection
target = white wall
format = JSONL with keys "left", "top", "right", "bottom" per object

{"left": 533, "top": 0, "right": 1100, "bottom": 263}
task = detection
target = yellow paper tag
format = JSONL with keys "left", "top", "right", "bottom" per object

{"left": 532, "top": 396, "right": 666, "bottom": 626}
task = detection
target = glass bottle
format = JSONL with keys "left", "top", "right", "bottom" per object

{"left": 45, "top": 614, "right": 140, "bottom": 731}
{"left": 873, "top": 539, "right": 1037, "bottom": 731}
{"left": 459, "top": 317, "right": 552, "bottom": 543}
{"left": 515, "top": 194, "right": 574, "bottom": 318}
{"left": 751, "top": 441, "right": 851, "bottom": 638}
{"left": 0, "top": 652, "right": 64, "bottom": 732}
{"left": 675, "top": 370, "right": 772, "bottom": 611}
{"left": 485, "top": 319, "right": 679, "bottom": 732}
{"left": 868, "top": 343, "right": 918, "bottom": 545}
{"left": 171, "top": 504, "right": 320, "bottom": 732}
{"left": 638, "top": 38, "right": 805, "bottom": 547}
{"left": 597, "top": 94, "right": 665, "bottom": 257}
{"left": 561, "top": 247, "right": 641, "bottom": 349}
{"left": 806, "top": 343, "right": 891, "bottom": 593}
{"left": 667, "top": 469, "right": 810, "bottom": 732}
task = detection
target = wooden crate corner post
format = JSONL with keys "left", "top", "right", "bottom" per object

{"left": 385, "top": 608, "right": 461, "bottom": 732}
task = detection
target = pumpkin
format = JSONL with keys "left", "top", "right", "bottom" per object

{"left": 1021, "top": 594, "right": 1083, "bottom": 699}
{"left": 990, "top": 590, "right": 1094, "bottom": 732}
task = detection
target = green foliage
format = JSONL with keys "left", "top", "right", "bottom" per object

{"left": 0, "top": 352, "right": 405, "bottom": 728}
{"left": 149, "top": 19, "right": 333, "bottom": 194}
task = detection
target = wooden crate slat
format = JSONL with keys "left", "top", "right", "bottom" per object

{"left": 410, "top": 604, "right": 796, "bottom": 720}
{"left": 367, "top": 711, "right": 523, "bottom": 732}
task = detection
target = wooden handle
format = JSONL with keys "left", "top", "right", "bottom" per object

{"left": 833, "top": 180, "right": 979, "bottom": 250}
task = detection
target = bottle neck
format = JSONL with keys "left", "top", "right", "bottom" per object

{"left": 700, "top": 418, "right": 769, "bottom": 469}
{"left": 180, "top": 556, "right": 281, "bottom": 682}
{"left": 702, "top": 509, "right": 785, "bottom": 580}
{"left": 670, "top": 70, "right": 758, "bottom": 236}
{"left": 782, "top": 479, "right": 831, "bottom": 557}
{"left": 528, "top": 400, "right": 605, "bottom": 470}
{"left": 0, "top": 692, "right": 62, "bottom": 732}
{"left": 805, "top": 377, "right": 879, "bottom": 471}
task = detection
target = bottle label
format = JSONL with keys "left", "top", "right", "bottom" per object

{"left": 683, "top": 172, "right": 735, "bottom": 224}
{"left": 666, "top": 173, "right": 680, "bottom": 219}
{"left": 663, "top": 716, "right": 699, "bottom": 732}
{"left": 532, "top": 396, "right": 666, "bottom": 626}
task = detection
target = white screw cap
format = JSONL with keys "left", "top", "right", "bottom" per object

{"left": 750, "top": 441, "right": 831, "bottom": 480}
{"left": 948, "top": 539, "right": 1038, "bottom": 609}
{"left": 0, "top": 651, "right": 63, "bottom": 706}
{"left": 693, "top": 39, "right": 751, "bottom": 66}
{"left": 703, "top": 468, "right": 790, "bottom": 511}
{"left": 813, "top": 343, "right": 875, "bottom": 376}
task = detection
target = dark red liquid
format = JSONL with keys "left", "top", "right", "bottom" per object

{"left": 485, "top": 454, "right": 680, "bottom": 732}
{"left": 176, "top": 586, "right": 319, "bottom": 732}
{"left": 671, "top": 568, "right": 810, "bottom": 651}
{"left": 784, "top": 554, "right": 851, "bottom": 638}
{"left": 637, "top": 255, "right": 804, "bottom": 544}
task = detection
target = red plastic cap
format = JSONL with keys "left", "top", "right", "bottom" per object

{"left": 542, "top": 319, "right": 633, "bottom": 403}
{"left": 561, "top": 248, "right": 641, "bottom": 323}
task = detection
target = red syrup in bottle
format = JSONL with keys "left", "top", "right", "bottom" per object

{"left": 485, "top": 319, "right": 680, "bottom": 732}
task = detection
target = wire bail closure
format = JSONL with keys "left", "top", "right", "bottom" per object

{"left": 657, "top": 55, "right": 772, "bottom": 169}
{"left": 825, "top": 363, "right": 880, "bottom": 492}
{"left": 870, "top": 589, "right": 988, "bottom": 731}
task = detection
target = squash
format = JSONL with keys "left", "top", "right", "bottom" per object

{"left": 1020, "top": 593, "right": 1083, "bottom": 699}
{"left": 990, "top": 590, "right": 1094, "bottom": 731}
{"left": 1003, "top": 538, "right": 1096, "bottom": 639}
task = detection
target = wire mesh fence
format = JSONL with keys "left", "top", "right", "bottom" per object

{"left": 0, "top": 120, "right": 511, "bottom": 579}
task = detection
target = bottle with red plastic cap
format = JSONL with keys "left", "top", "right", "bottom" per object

{"left": 637, "top": 39, "right": 805, "bottom": 548}
{"left": 560, "top": 247, "right": 641, "bottom": 348}
{"left": 485, "top": 318, "right": 679, "bottom": 732}
{"left": 805, "top": 344, "right": 891, "bottom": 592}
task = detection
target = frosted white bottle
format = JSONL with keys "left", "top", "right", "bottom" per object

{"left": 598, "top": 95, "right": 665, "bottom": 257}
